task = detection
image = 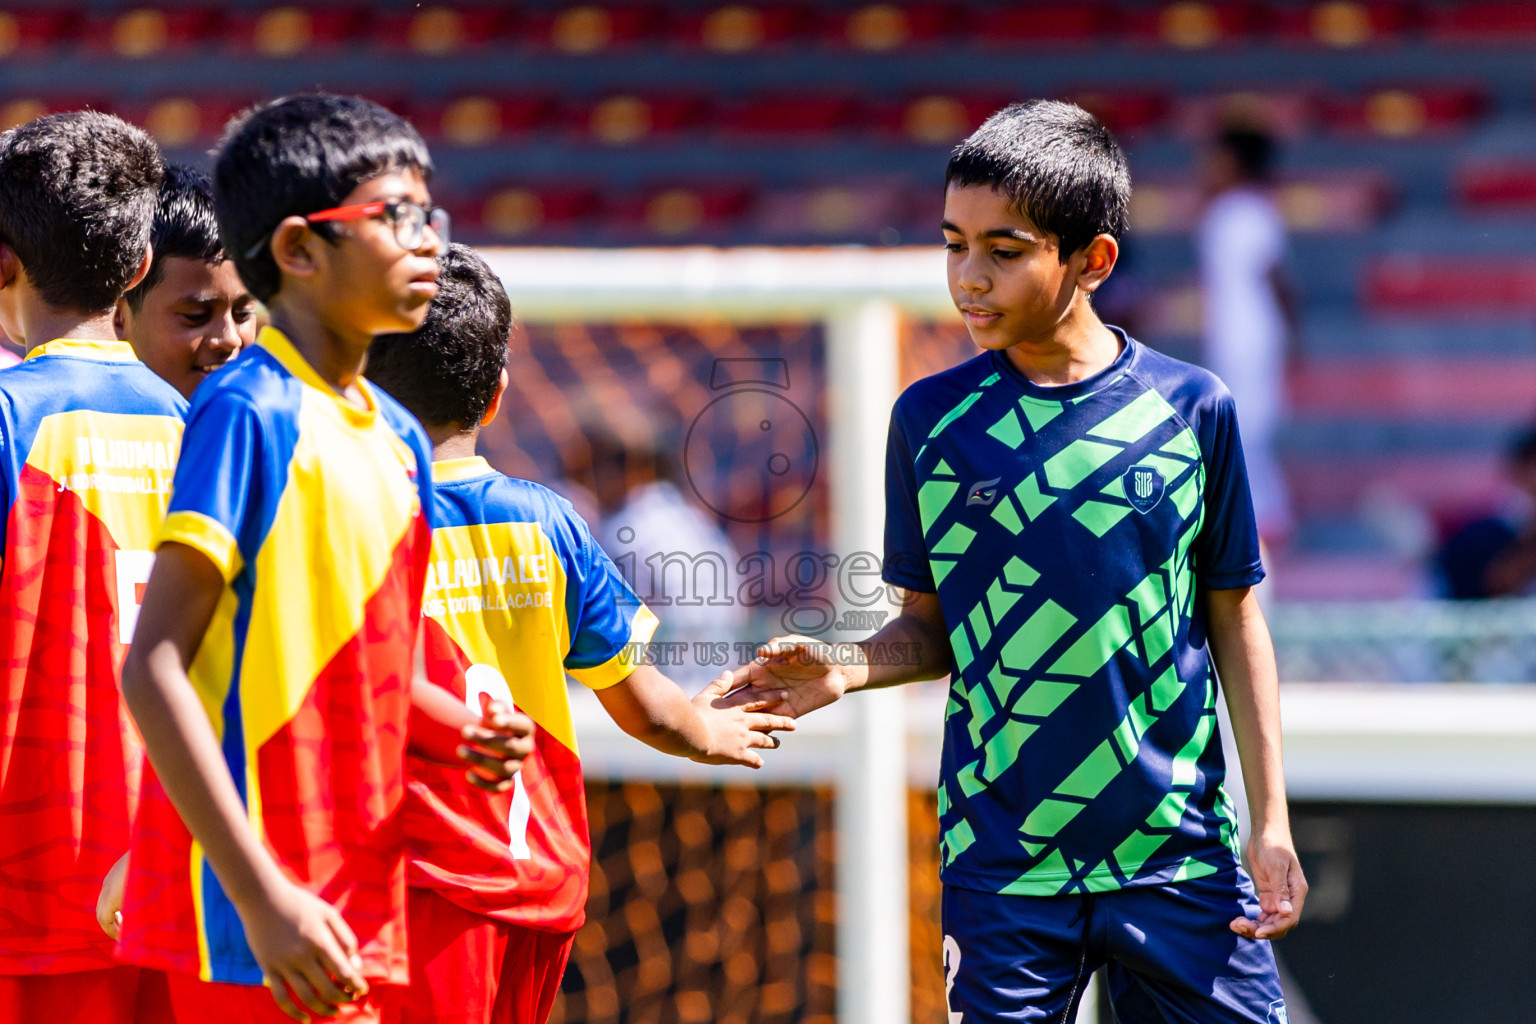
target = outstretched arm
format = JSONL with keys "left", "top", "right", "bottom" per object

{"left": 1207, "top": 585, "right": 1307, "bottom": 940}
{"left": 123, "top": 543, "right": 369, "bottom": 1022}
{"left": 737, "top": 588, "right": 952, "bottom": 719}
{"left": 594, "top": 664, "right": 796, "bottom": 768}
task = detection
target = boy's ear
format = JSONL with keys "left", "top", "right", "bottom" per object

{"left": 113, "top": 297, "right": 130, "bottom": 340}
{"left": 269, "top": 217, "right": 320, "bottom": 281}
{"left": 124, "top": 244, "right": 154, "bottom": 293}
{"left": 480, "top": 367, "right": 509, "bottom": 427}
{"left": 1076, "top": 234, "right": 1119, "bottom": 294}
{"left": 0, "top": 242, "right": 20, "bottom": 291}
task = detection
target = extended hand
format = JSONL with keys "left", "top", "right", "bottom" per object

{"left": 239, "top": 878, "right": 370, "bottom": 1022}
{"left": 459, "top": 692, "right": 535, "bottom": 793}
{"left": 96, "top": 852, "right": 128, "bottom": 939}
{"left": 733, "top": 634, "right": 859, "bottom": 719}
{"left": 691, "top": 671, "right": 797, "bottom": 768}
{"left": 1230, "top": 833, "right": 1308, "bottom": 940}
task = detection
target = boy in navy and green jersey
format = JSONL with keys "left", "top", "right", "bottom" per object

{"left": 743, "top": 101, "right": 1306, "bottom": 1024}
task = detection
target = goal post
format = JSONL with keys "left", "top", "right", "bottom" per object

{"left": 483, "top": 246, "right": 955, "bottom": 1024}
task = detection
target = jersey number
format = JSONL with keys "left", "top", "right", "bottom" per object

{"left": 114, "top": 550, "right": 156, "bottom": 645}
{"left": 463, "top": 663, "right": 532, "bottom": 859}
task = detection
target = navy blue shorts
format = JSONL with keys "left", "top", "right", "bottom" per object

{"left": 941, "top": 869, "right": 1288, "bottom": 1024}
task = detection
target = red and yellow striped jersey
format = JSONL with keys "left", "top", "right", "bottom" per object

{"left": 115, "top": 327, "right": 434, "bottom": 987}
{"left": 405, "top": 457, "right": 656, "bottom": 933}
{"left": 0, "top": 339, "right": 186, "bottom": 975}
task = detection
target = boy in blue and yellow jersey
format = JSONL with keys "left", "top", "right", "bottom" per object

{"left": 742, "top": 101, "right": 1307, "bottom": 1024}
{"left": 365, "top": 244, "right": 794, "bottom": 1024}
{"left": 115, "top": 96, "right": 532, "bottom": 1024}
{"left": 0, "top": 111, "right": 181, "bottom": 1024}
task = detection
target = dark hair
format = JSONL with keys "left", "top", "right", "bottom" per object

{"left": 214, "top": 93, "right": 433, "bottom": 303}
{"left": 366, "top": 243, "right": 510, "bottom": 428}
{"left": 123, "top": 164, "right": 225, "bottom": 313}
{"left": 945, "top": 99, "right": 1130, "bottom": 263}
{"left": 1217, "top": 126, "right": 1276, "bottom": 182}
{"left": 0, "top": 110, "right": 163, "bottom": 312}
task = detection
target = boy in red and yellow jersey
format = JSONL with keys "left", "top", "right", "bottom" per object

{"left": 366, "top": 244, "right": 793, "bottom": 1024}
{"left": 115, "top": 96, "right": 531, "bottom": 1024}
{"left": 0, "top": 111, "right": 179, "bottom": 1024}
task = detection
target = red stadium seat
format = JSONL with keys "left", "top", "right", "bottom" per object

{"left": 116, "top": 96, "right": 255, "bottom": 147}
{"left": 970, "top": 3, "right": 1113, "bottom": 44}
{"left": 0, "top": 95, "right": 107, "bottom": 131}
{"left": 1066, "top": 91, "right": 1171, "bottom": 137}
{"left": 526, "top": 5, "right": 663, "bottom": 53}
{"left": 672, "top": 5, "right": 815, "bottom": 51}
{"left": 833, "top": 3, "right": 959, "bottom": 50}
{"left": 869, "top": 94, "right": 1008, "bottom": 145}
{"left": 229, "top": 6, "right": 367, "bottom": 56}
{"left": 1364, "top": 258, "right": 1536, "bottom": 312}
{"left": 1288, "top": 357, "right": 1536, "bottom": 418}
{"left": 0, "top": 9, "right": 84, "bottom": 55}
{"left": 754, "top": 181, "right": 911, "bottom": 239}
{"left": 573, "top": 94, "right": 711, "bottom": 144}
{"left": 1455, "top": 161, "right": 1536, "bottom": 210}
{"left": 1320, "top": 86, "right": 1485, "bottom": 137}
{"left": 1427, "top": 1, "right": 1536, "bottom": 42}
{"left": 85, "top": 7, "right": 224, "bottom": 58}
{"left": 716, "top": 95, "right": 861, "bottom": 137}
{"left": 611, "top": 185, "right": 757, "bottom": 238}
{"left": 1132, "top": 172, "right": 1390, "bottom": 234}
{"left": 411, "top": 95, "right": 558, "bottom": 145}
{"left": 1170, "top": 91, "right": 1317, "bottom": 140}
{"left": 473, "top": 185, "right": 603, "bottom": 239}
{"left": 1270, "top": 2, "right": 1420, "bottom": 47}
{"left": 1120, "top": 2, "right": 1267, "bottom": 48}
{"left": 371, "top": 6, "right": 518, "bottom": 54}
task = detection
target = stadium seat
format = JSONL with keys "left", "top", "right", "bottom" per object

{"left": 869, "top": 94, "right": 1007, "bottom": 145}
{"left": 968, "top": 3, "right": 1112, "bottom": 44}
{"left": 1288, "top": 357, "right": 1536, "bottom": 418}
{"left": 1120, "top": 2, "right": 1266, "bottom": 48}
{"left": 1363, "top": 258, "right": 1536, "bottom": 313}
{"left": 1455, "top": 161, "right": 1536, "bottom": 210}
{"left": 1271, "top": 2, "right": 1420, "bottom": 47}
{"left": 0, "top": 96, "right": 107, "bottom": 132}
{"left": 575, "top": 94, "right": 711, "bottom": 145}
{"left": 229, "top": 6, "right": 367, "bottom": 56}
{"left": 753, "top": 181, "right": 911, "bottom": 240}
{"left": 609, "top": 185, "right": 757, "bottom": 239}
{"left": 1170, "top": 91, "right": 1316, "bottom": 140}
{"left": 526, "top": 5, "right": 663, "bottom": 53}
{"left": 371, "top": 6, "right": 519, "bottom": 54}
{"left": 115, "top": 96, "right": 254, "bottom": 147}
{"left": 473, "top": 185, "right": 603, "bottom": 239}
{"left": 0, "top": 9, "right": 84, "bottom": 55}
{"left": 716, "top": 95, "right": 861, "bottom": 137}
{"left": 412, "top": 95, "right": 558, "bottom": 145}
{"left": 1427, "top": 1, "right": 1536, "bottom": 42}
{"left": 672, "top": 5, "right": 815, "bottom": 51}
{"left": 1320, "top": 87, "right": 1486, "bottom": 137}
{"left": 85, "top": 7, "right": 224, "bottom": 58}
{"left": 1066, "top": 91, "right": 1171, "bottom": 137}
{"left": 1131, "top": 174, "right": 1390, "bottom": 234}
{"left": 833, "top": 3, "right": 958, "bottom": 49}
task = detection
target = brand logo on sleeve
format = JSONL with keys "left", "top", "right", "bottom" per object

{"left": 1123, "top": 464, "right": 1165, "bottom": 514}
{"left": 965, "top": 477, "right": 1002, "bottom": 507}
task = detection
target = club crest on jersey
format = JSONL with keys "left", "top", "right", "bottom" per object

{"left": 966, "top": 477, "right": 1002, "bottom": 507}
{"left": 1123, "top": 464, "right": 1165, "bottom": 513}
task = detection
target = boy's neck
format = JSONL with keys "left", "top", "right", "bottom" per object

{"left": 9, "top": 305, "right": 120, "bottom": 353}
{"left": 267, "top": 303, "right": 372, "bottom": 400}
{"left": 1001, "top": 302, "right": 1122, "bottom": 388}
{"left": 430, "top": 424, "right": 479, "bottom": 463}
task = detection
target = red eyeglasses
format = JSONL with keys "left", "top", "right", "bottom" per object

{"left": 244, "top": 199, "right": 450, "bottom": 260}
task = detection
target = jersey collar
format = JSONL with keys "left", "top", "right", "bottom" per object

{"left": 989, "top": 326, "right": 1137, "bottom": 404}
{"left": 256, "top": 325, "right": 380, "bottom": 428}
{"left": 25, "top": 338, "right": 139, "bottom": 363}
{"left": 434, "top": 456, "right": 494, "bottom": 483}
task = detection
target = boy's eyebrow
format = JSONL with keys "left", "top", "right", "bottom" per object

{"left": 940, "top": 220, "right": 1040, "bottom": 243}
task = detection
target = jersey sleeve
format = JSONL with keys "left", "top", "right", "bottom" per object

{"left": 1192, "top": 389, "right": 1266, "bottom": 590}
{"left": 882, "top": 401, "right": 936, "bottom": 593}
{"left": 560, "top": 506, "right": 659, "bottom": 690}
{"left": 157, "top": 394, "right": 267, "bottom": 583}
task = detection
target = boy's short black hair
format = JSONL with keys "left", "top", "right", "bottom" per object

{"left": 1217, "top": 126, "right": 1276, "bottom": 183}
{"left": 0, "top": 110, "right": 163, "bottom": 313}
{"left": 945, "top": 99, "right": 1130, "bottom": 263}
{"left": 123, "top": 164, "right": 224, "bottom": 313}
{"left": 214, "top": 93, "right": 433, "bottom": 303}
{"left": 366, "top": 243, "right": 510, "bottom": 429}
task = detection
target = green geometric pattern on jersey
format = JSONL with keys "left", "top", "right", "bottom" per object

{"left": 921, "top": 373, "right": 1240, "bottom": 895}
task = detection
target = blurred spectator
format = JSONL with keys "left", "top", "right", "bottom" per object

{"left": 578, "top": 424, "right": 746, "bottom": 684}
{"left": 1198, "top": 123, "right": 1296, "bottom": 546}
{"left": 1436, "top": 426, "right": 1536, "bottom": 599}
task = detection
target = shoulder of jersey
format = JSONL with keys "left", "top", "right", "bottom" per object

{"left": 1123, "top": 339, "right": 1230, "bottom": 411}
{"left": 0, "top": 347, "right": 189, "bottom": 419}
{"left": 186, "top": 344, "right": 291, "bottom": 416}
{"left": 895, "top": 350, "right": 997, "bottom": 421}
{"left": 441, "top": 470, "right": 584, "bottom": 536}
